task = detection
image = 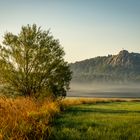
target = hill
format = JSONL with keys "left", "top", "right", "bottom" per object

{"left": 70, "top": 50, "right": 140, "bottom": 83}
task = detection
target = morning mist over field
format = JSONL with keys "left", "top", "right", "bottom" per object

{"left": 68, "top": 82, "right": 140, "bottom": 98}
{"left": 68, "top": 50, "right": 140, "bottom": 97}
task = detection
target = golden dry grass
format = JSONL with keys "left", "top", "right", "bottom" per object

{"left": 61, "top": 97, "right": 140, "bottom": 107}
{"left": 0, "top": 96, "right": 60, "bottom": 140}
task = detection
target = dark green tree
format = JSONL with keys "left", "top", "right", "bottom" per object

{"left": 0, "top": 24, "right": 72, "bottom": 98}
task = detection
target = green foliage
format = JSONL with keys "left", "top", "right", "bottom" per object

{"left": 0, "top": 24, "right": 72, "bottom": 98}
{"left": 50, "top": 102, "right": 140, "bottom": 140}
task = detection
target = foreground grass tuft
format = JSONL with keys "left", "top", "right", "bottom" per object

{"left": 0, "top": 96, "right": 60, "bottom": 140}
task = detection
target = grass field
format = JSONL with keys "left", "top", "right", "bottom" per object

{"left": 1, "top": 97, "right": 140, "bottom": 140}
{"left": 50, "top": 101, "right": 140, "bottom": 140}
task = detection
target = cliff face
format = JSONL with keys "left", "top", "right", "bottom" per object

{"left": 107, "top": 50, "right": 140, "bottom": 67}
{"left": 70, "top": 50, "right": 140, "bottom": 82}
{"left": 107, "top": 50, "right": 129, "bottom": 66}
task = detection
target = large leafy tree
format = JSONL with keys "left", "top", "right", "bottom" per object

{"left": 0, "top": 24, "right": 72, "bottom": 98}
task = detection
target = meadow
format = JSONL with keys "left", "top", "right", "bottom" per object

{"left": 50, "top": 98, "right": 140, "bottom": 140}
{"left": 0, "top": 97, "right": 140, "bottom": 140}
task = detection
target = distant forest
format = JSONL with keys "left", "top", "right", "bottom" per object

{"left": 70, "top": 50, "right": 140, "bottom": 83}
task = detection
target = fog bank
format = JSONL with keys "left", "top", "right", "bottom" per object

{"left": 67, "top": 82, "right": 140, "bottom": 98}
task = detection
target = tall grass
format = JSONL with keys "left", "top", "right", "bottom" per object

{"left": 0, "top": 96, "right": 60, "bottom": 140}
{"left": 61, "top": 97, "right": 140, "bottom": 107}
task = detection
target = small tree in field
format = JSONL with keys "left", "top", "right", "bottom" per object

{"left": 0, "top": 24, "right": 72, "bottom": 98}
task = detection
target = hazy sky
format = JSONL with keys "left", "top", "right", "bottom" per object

{"left": 0, "top": 0, "right": 140, "bottom": 62}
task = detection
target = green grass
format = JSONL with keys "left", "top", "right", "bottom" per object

{"left": 49, "top": 102, "right": 140, "bottom": 140}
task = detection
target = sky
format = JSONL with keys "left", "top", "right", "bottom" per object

{"left": 0, "top": 0, "right": 140, "bottom": 62}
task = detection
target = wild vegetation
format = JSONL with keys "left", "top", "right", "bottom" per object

{"left": 0, "top": 24, "right": 71, "bottom": 98}
{"left": 61, "top": 97, "right": 140, "bottom": 107}
{"left": 0, "top": 24, "right": 72, "bottom": 139}
{"left": 0, "top": 96, "right": 60, "bottom": 140}
{"left": 0, "top": 97, "right": 140, "bottom": 140}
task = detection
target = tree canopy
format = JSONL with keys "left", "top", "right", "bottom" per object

{"left": 0, "top": 24, "right": 72, "bottom": 98}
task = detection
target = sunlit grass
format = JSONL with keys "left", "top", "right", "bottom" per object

{"left": 50, "top": 100, "right": 140, "bottom": 140}
{"left": 1, "top": 96, "right": 140, "bottom": 140}
{"left": 61, "top": 97, "right": 139, "bottom": 107}
{"left": 0, "top": 96, "right": 60, "bottom": 140}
